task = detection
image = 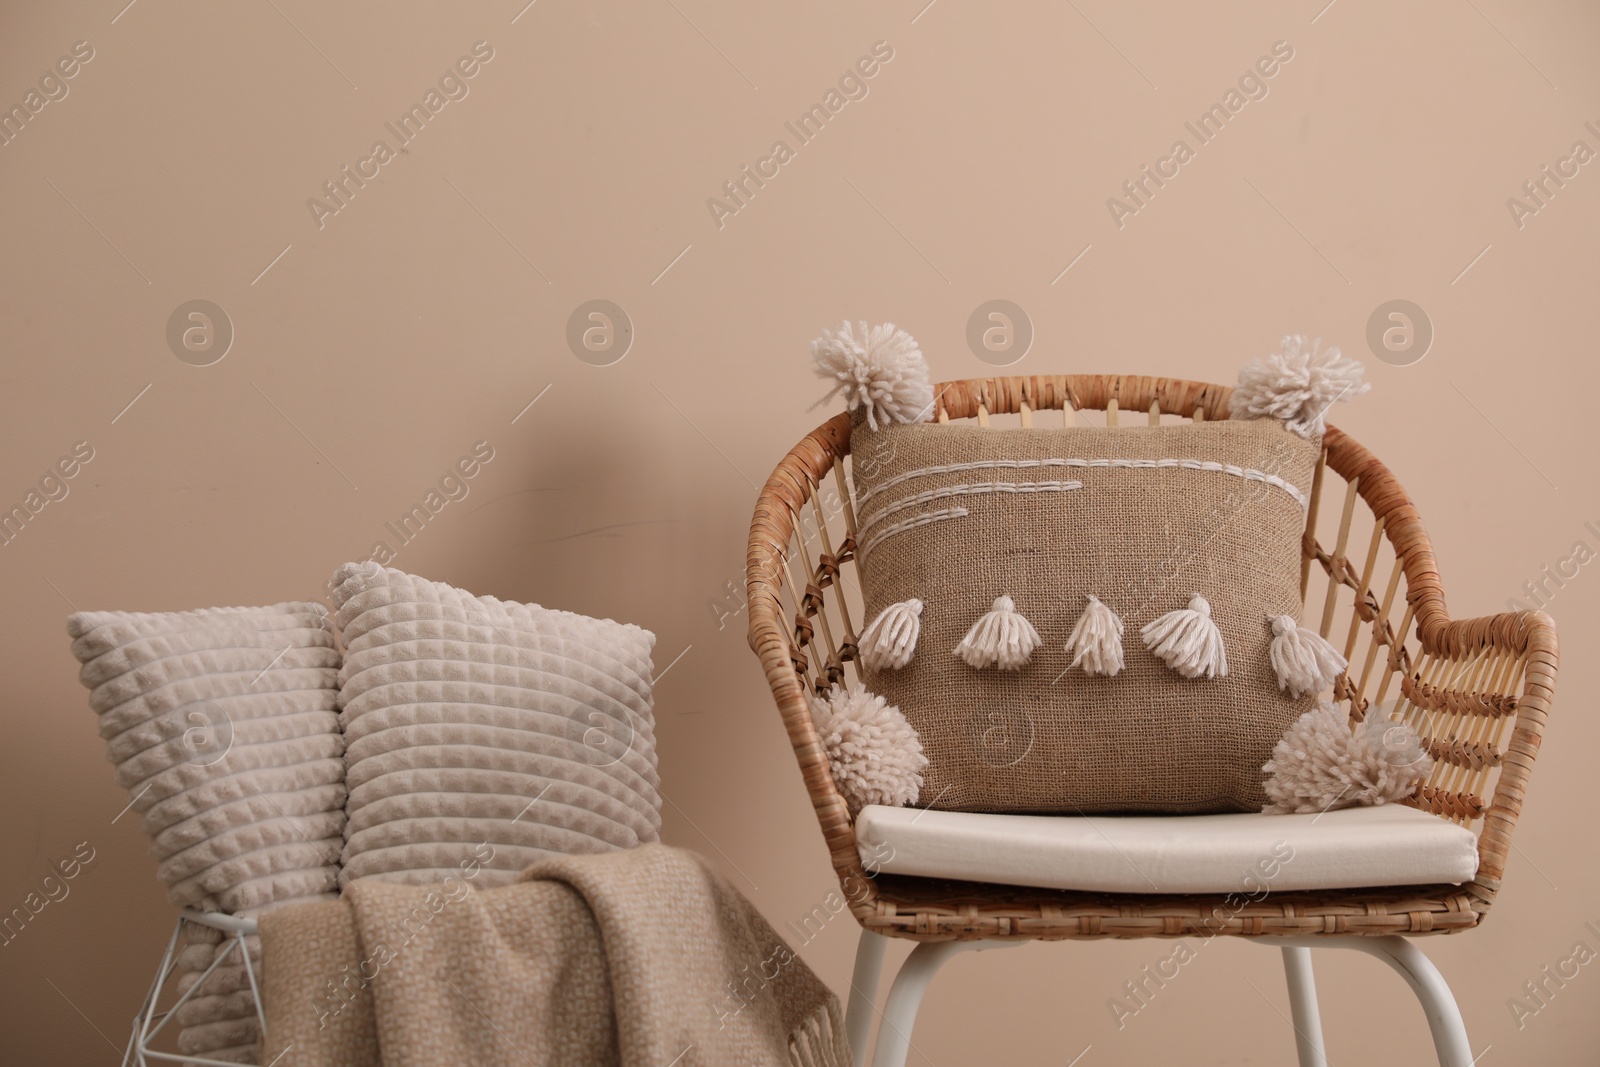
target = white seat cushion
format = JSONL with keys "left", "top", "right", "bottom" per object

{"left": 855, "top": 803, "right": 1478, "bottom": 894}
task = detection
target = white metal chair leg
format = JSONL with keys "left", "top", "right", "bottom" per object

{"left": 869, "top": 939, "right": 1022, "bottom": 1067}
{"left": 846, "top": 930, "right": 888, "bottom": 1067}
{"left": 1267, "top": 936, "right": 1473, "bottom": 1067}
{"left": 1361, "top": 936, "right": 1474, "bottom": 1067}
{"left": 1281, "top": 946, "right": 1328, "bottom": 1067}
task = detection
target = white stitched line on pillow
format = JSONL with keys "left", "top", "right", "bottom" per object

{"left": 858, "top": 507, "right": 970, "bottom": 560}
{"left": 855, "top": 457, "right": 1309, "bottom": 509}
{"left": 857, "top": 480, "right": 1084, "bottom": 537}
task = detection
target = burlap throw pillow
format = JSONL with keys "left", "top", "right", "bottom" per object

{"left": 850, "top": 415, "right": 1321, "bottom": 813}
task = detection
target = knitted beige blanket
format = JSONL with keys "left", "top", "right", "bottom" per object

{"left": 259, "top": 844, "right": 849, "bottom": 1066}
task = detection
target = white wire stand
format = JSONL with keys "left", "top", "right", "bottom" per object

{"left": 123, "top": 910, "right": 266, "bottom": 1067}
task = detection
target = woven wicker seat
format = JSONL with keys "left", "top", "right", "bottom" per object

{"left": 746, "top": 374, "right": 1558, "bottom": 1067}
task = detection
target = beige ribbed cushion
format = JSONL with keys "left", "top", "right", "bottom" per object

{"left": 171, "top": 928, "right": 263, "bottom": 1064}
{"left": 331, "top": 563, "right": 660, "bottom": 887}
{"left": 66, "top": 604, "right": 346, "bottom": 915}
{"left": 68, "top": 603, "right": 346, "bottom": 1062}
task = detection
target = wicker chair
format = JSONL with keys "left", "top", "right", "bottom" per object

{"left": 745, "top": 374, "right": 1558, "bottom": 1067}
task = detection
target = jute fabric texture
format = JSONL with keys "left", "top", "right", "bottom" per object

{"left": 852, "top": 415, "right": 1321, "bottom": 813}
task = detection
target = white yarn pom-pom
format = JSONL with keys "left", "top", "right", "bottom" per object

{"left": 1065, "top": 595, "right": 1125, "bottom": 677}
{"left": 1261, "top": 704, "right": 1433, "bottom": 815}
{"left": 809, "top": 682, "right": 927, "bottom": 815}
{"left": 810, "top": 321, "right": 935, "bottom": 430}
{"left": 953, "top": 595, "right": 1041, "bottom": 671}
{"left": 1268, "top": 615, "right": 1348, "bottom": 698}
{"left": 1141, "top": 594, "right": 1228, "bottom": 679}
{"left": 859, "top": 598, "right": 923, "bottom": 671}
{"left": 1229, "top": 335, "right": 1371, "bottom": 438}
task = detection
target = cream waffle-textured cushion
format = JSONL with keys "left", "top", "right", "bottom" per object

{"left": 68, "top": 601, "right": 346, "bottom": 1061}
{"left": 331, "top": 563, "right": 660, "bottom": 886}
{"left": 855, "top": 803, "right": 1479, "bottom": 894}
{"left": 67, "top": 603, "right": 346, "bottom": 915}
{"left": 169, "top": 929, "right": 265, "bottom": 1064}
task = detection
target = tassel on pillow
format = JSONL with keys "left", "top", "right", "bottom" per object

{"left": 1141, "top": 594, "right": 1228, "bottom": 679}
{"left": 1065, "top": 595, "right": 1125, "bottom": 677}
{"left": 954, "top": 596, "right": 1040, "bottom": 671}
{"left": 808, "top": 683, "right": 927, "bottom": 815}
{"left": 859, "top": 598, "right": 924, "bottom": 671}
{"left": 1261, "top": 703, "right": 1432, "bottom": 815}
{"left": 1268, "top": 615, "right": 1347, "bottom": 698}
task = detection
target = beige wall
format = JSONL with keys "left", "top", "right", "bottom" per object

{"left": 3, "top": 1, "right": 1597, "bottom": 1062}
